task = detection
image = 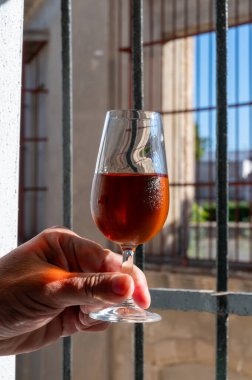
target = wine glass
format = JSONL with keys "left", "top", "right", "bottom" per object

{"left": 90, "top": 110, "right": 169, "bottom": 322}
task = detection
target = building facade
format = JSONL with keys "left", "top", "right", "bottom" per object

{"left": 17, "top": 1, "right": 252, "bottom": 379}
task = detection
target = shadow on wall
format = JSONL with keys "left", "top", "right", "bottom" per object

{"left": 0, "top": 0, "right": 9, "bottom": 5}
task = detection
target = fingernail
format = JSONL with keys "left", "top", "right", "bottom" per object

{"left": 111, "top": 274, "right": 131, "bottom": 296}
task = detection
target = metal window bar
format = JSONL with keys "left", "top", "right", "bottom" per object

{"left": 131, "top": 2, "right": 144, "bottom": 380}
{"left": 195, "top": 0, "right": 201, "bottom": 261}
{"left": 61, "top": 0, "right": 73, "bottom": 380}
{"left": 216, "top": 1, "right": 228, "bottom": 377}
{"left": 234, "top": 0, "right": 240, "bottom": 261}
{"left": 208, "top": 1, "right": 214, "bottom": 261}
{"left": 250, "top": 2, "right": 252, "bottom": 261}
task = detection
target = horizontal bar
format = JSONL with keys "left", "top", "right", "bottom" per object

{"left": 150, "top": 289, "right": 215, "bottom": 312}
{"left": 23, "top": 137, "right": 48, "bottom": 142}
{"left": 150, "top": 289, "right": 252, "bottom": 316}
{"left": 23, "top": 87, "right": 48, "bottom": 93}
{"left": 146, "top": 257, "right": 252, "bottom": 272}
{"left": 119, "top": 18, "right": 252, "bottom": 52}
{"left": 91, "top": 100, "right": 251, "bottom": 120}
{"left": 169, "top": 181, "right": 252, "bottom": 188}
{"left": 22, "top": 187, "right": 47, "bottom": 192}
{"left": 190, "top": 221, "right": 252, "bottom": 228}
{"left": 141, "top": 100, "right": 252, "bottom": 117}
{"left": 161, "top": 101, "right": 252, "bottom": 115}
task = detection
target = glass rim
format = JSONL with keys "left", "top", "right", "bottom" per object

{"left": 107, "top": 109, "right": 161, "bottom": 119}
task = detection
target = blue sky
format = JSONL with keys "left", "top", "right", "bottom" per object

{"left": 194, "top": 23, "right": 252, "bottom": 153}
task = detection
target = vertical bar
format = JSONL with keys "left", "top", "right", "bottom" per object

{"left": 117, "top": 0, "right": 122, "bottom": 108}
{"left": 234, "top": 0, "right": 239, "bottom": 260}
{"left": 195, "top": 0, "right": 201, "bottom": 260}
{"left": 171, "top": 0, "right": 177, "bottom": 259}
{"left": 61, "top": 1, "right": 73, "bottom": 380}
{"left": 182, "top": 0, "right": 188, "bottom": 261}
{"left": 208, "top": 1, "right": 214, "bottom": 260}
{"left": 33, "top": 60, "right": 40, "bottom": 235}
{"left": 216, "top": 0, "right": 228, "bottom": 297}
{"left": 129, "top": 1, "right": 133, "bottom": 108}
{"left": 147, "top": 0, "right": 154, "bottom": 254}
{"left": 131, "top": 2, "right": 144, "bottom": 380}
{"left": 160, "top": 0, "right": 165, "bottom": 256}
{"left": 215, "top": 1, "right": 229, "bottom": 379}
{"left": 132, "top": 0, "right": 144, "bottom": 110}
{"left": 249, "top": 2, "right": 252, "bottom": 260}
{"left": 148, "top": 0, "right": 154, "bottom": 109}
{"left": 0, "top": 0, "right": 24, "bottom": 377}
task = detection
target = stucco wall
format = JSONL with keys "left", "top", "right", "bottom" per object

{"left": 0, "top": 0, "right": 24, "bottom": 378}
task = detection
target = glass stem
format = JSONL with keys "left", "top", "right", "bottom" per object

{"left": 121, "top": 248, "right": 135, "bottom": 306}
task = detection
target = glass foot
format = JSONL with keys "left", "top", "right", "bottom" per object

{"left": 89, "top": 301, "right": 161, "bottom": 323}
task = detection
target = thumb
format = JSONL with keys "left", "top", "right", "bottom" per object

{"left": 47, "top": 272, "right": 135, "bottom": 307}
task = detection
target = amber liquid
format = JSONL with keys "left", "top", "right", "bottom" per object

{"left": 91, "top": 173, "right": 169, "bottom": 246}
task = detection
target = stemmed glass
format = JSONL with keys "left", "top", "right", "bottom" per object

{"left": 90, "top": 110, "right": 169, "bottom": 323}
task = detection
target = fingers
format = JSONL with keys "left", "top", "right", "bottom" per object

{"left": 60, "top": 307, "right": 109, "bottom": 336}
{"left": 41, "top": 227, "right": 107, "bottom": 272}
{"left": 132, "top": 266, "right": 151, "bottom": 309}
{"left": 101, "top": 251, "right": 151, "bottom": 308}
{"left": 41, "top": 228, "right": 151, "bottom": 309}
{"left": 79, "top": 303, "right": 112, "bottom": 315}
{"left": 46, "top": 272, "right": 135, "bottom": 308}
{"left": 78, "top": 310, "right": 108, "bottom": 332}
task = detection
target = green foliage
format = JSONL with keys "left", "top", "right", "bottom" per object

{"left": 192, "top": 201, "right": 251, "bottom": 222}
{"left": 195, "top": 123, "right": 209, "bottom": 161}
{"left": 228, "top": 201, "right": 250, "bottom": 222}
{"left": 191, "top": 203, "right": 210, "bottom": 222}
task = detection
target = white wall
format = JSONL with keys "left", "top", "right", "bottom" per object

{"left": 0, "top": 0, "right": 24, "bottom": 378}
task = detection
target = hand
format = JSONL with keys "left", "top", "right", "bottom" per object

{"left": 0, "top": 227, "right": 150, "bottom": 355}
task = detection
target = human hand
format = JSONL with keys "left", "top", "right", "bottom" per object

{"left": 0, "top": 227, "right": 150, "bottom": 355}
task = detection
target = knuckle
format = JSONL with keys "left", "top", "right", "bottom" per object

{"left": 84, "top": 274, "right": 106, "bottom": 298}
{"left": 40, "top": 227, "right": 60, "bottom": 242}
{"left": 41, "top": 226, "right": 69, "bottom": 239}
